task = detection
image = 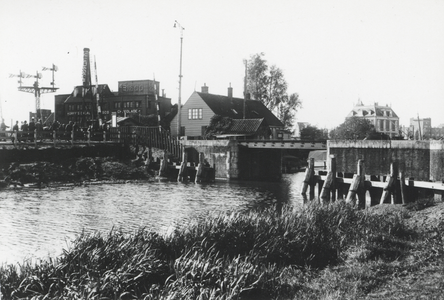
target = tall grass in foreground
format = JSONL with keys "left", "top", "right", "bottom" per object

{"left": 0, "top": 201, "right": 414, "bottom": 299}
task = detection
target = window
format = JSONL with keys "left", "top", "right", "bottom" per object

{"left": 135, "top": 101, "right": 141, "bottom": 108}
{"left": 188, "top": 108, "right": 203, "bottom": 120}
{"left": 123, "top": 101, "right": 134, "bottom": 108}
{"left": 114, "top": 102, "right": 121, "bottom": 109}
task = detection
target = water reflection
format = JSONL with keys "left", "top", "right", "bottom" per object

{"left": 0, "top": 173, "right": 306, "bottom": 264}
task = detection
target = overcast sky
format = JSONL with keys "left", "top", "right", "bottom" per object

{"left": 1, "top": 0, "right": 443, "bottom": 129}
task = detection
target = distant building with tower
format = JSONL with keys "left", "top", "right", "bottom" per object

{"left": 54, "top": 79, "right": 173, "bottom": 128}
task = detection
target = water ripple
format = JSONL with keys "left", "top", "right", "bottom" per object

{"left": 0, "top": 173, "right": 305, "bottom": 264}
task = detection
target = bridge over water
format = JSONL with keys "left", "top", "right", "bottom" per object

{"left": 1, "top": 126, "right": 324, "bottom": 181}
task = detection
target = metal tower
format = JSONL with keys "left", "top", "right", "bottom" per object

{"left": 9, "top": 64, "right": 59, "bottom": 120}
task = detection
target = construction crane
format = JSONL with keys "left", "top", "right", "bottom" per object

{"left": 9, "top": 64, "right": 58, "bottom": 120}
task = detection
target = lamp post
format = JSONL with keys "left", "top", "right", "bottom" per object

{"left": 174, "top": 20, "right": 184, "bottom": 138}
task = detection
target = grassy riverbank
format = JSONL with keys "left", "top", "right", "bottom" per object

{"left": 1, "top": 199, "right": 443, "bottom": 299}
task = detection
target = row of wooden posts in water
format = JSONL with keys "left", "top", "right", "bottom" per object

{"left": 301, "top": 155, "right": 443, "bottom": 208}
{"left": 158, "top": 151, "right": 215, "bottom": 183}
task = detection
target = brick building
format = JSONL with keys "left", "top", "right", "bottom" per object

{"left": 54, "top": 79, "right": 172, "bottom": 128}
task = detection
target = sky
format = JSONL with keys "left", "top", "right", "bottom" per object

{"left": 1, "top": 0, "right": 443, "bottom": 130}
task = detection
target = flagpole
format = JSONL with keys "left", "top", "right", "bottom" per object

{"left": 174, "top": 20, "right": 184, "bottom": 138}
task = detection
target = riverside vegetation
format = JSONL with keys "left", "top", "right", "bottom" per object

{"left": 1, "top": 198, "right": 443, "bottom": 299}
{"left": 0, "top": 156, "right": 155, "bottom": 188}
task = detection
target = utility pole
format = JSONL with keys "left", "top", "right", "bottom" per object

{"left": 9, "top": 65, "right": 58, "bottom": 120}
{"left": 243, "top": 59, "right": 247, "bottom": 119}
{"left": 417, "top": 113, "right": 422, "bottom": 140}
{"left": 93, "top": 55, "right": 102, "bottom": 126}
{"left": 174, "top": 20, "right": 184, "bottom": 138}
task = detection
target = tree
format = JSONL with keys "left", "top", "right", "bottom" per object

{"left": 246, "top": 53, "right": 268, "bottom": 103}
{"left": 330, "top": 117, "right": 390, "bottom": 140}
{"left": 267, "top": 65, "right": 288, "bottom": 110}
{"left": 300, "top": 124, "right": 329, "bottom": 141}
{"left": 245, "top": 53, "right": 302, "bottom": 132}
{"left": 203, "top": 115, "right": 233, "bottom": 139}
{"left": 277, "top": 93, "right": 302, "bottom": 130}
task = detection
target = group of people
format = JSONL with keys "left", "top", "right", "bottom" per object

{"left": 3, "top": 118, "right": 110, "bottom": 143}
{"left": 10, "top": 118, "right": 45, "bottom": 143}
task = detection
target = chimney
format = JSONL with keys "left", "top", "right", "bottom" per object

{"left": 201, "top": 83, "right": 209, "bottom": 93}
{"left": 228, "top": 83, "right": 233, "bottom": 99}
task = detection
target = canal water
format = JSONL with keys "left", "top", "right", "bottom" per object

{"left": 0, "top": 172, "right": 306, "bottom": 265}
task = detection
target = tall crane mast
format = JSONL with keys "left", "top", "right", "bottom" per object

{"left": 0, "top": 95, "right": 3, "bottom": 122}
{"left": 9, "top": 64, "right": 58, "bottom": 120}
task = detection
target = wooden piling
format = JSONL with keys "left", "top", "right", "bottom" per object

{"left": 346, "top": 174, "right": 360, "bottom": 205}
{"left": 320, "top": 171, "right": 333, "bottom": 203}
{"left": 380, "top": 162, "right": 397, "bottom": 205}
{"left": 301, "top": 158, "right": 314, "bottom": 196}
{"left": 177, "top": 150, "right": 188, "bottom": 182}
{"left": 345, "top": 159, "right": 365, "bottom": 206}
{"left": 195, "top": 152, "right": 205, "bottom": 183}
{"left": 357, "top": 159, "right": 366, "bottom": 209}
{"left": 320, "top": 155, "right": 337, "bottom": 203}
{"left": 399, "top": 170, "right": 407, "bottom": 205}
{"left": 158, "top": 151, "right": 169, "bottom": 177}
{"left": 330, "top": 155, "right": 337, "bottom": 201}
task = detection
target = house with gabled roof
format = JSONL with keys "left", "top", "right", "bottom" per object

{"left": 346, "top": 100, "right": 400, "bottom": 138}
{"left": 171, "top": 84, "right": 284, "bottom": 139}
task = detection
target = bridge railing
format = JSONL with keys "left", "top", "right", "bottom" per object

{"left": 105, "top": 126, "right": 183, "bottom": 159}
{"left": 1, "top": 126, "right": 183, "bottom": 159}
{"left": 126, "top": 126, "right": 183, "bottom": 159}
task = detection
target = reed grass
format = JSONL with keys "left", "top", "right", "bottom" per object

{"left": 0, "top": 200, "right": 421, "bottom": 299}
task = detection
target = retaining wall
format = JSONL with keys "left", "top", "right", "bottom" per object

{"left": 182, "top": 140, "right": 282, "bottom": 181}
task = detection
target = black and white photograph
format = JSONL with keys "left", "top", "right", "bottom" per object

{"left": 1, "top": 0, "right": 444, "bottom": 299}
